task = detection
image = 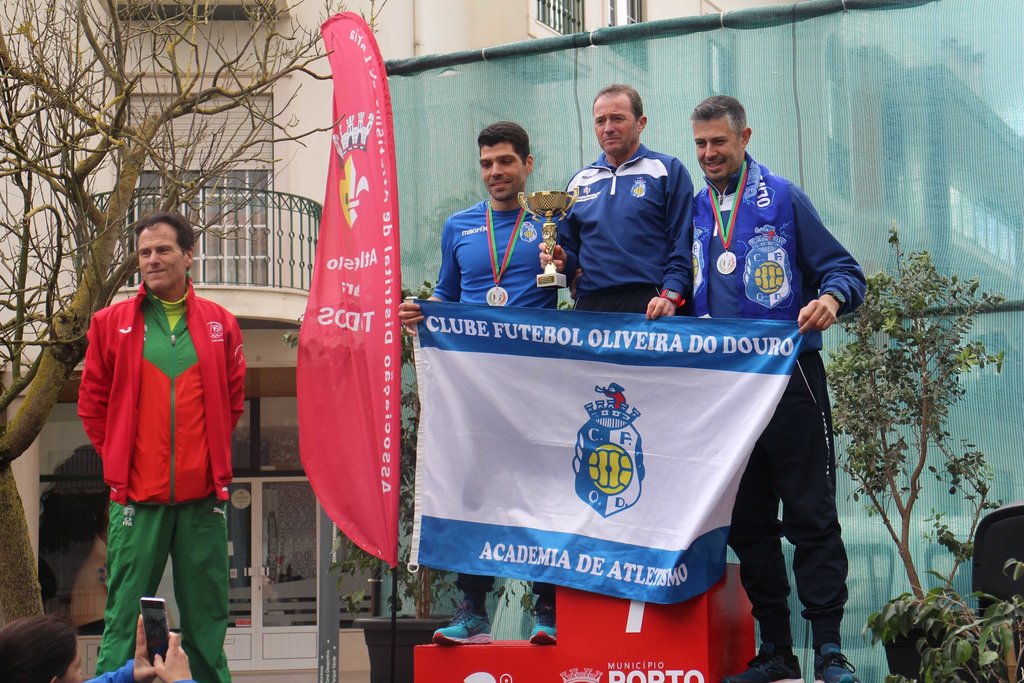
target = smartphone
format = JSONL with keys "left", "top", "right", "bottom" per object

{"left": 139, "top": 596, "right": 170, "bottom": 664}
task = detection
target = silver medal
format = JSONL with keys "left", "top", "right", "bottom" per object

{"left": 486, "top": 286, "right": 509, "bottom": 306}
{"left": 716, "top": 251, "right": 737, "bottom": 275}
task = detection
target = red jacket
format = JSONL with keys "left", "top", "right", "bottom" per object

{"left": 78, "top": 283, "right": 246, "bottom": 504}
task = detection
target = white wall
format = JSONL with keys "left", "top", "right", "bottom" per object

{"left": 346, "top": 0, "right": 537, "bottom": 58}
{"left": 647, "top": 0, "right": 803, "bottom": 21}
{"left": 344, "top": 0, "right": 813, "bottom": 60}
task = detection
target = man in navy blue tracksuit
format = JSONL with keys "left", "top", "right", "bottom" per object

{"left": 689, "top": 95, "right": 866, "bottom": 683}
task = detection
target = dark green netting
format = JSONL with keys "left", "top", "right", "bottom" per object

{"left": 386, "top": 0, "right": 1024, "bottom": 675}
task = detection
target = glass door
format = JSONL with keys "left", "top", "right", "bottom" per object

{"left": 225, "top": 478, "right": 318, "bottom": 669}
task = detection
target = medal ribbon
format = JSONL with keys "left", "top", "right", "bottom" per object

{"left": 486, "top": 203, "right": 527, "bottom": 286}
{"left": 708, "top": 160, "right": 749, "bottom": 251}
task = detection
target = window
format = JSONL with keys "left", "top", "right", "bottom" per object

{"left": 609, "top": 0, "right": 643, "bottom": 25}
{"left": 949, "top": 186, "right": 1017, "bottom": 271}
{"left": 131, "top": 94, "right": 275, "bottom": 286}
{"left": 233, "top": 397, "right": 304, "bottom": 474}
{"left": 199, "top": 170, "right": 273, "bottom": 286}
{"left": 537, "top": 0, "right": 584, "bottom": 34}
{"left": 139, "top": 169, "right": 273, "bottom": 286}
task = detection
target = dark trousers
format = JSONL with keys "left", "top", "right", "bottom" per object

{"left": 728, "top": 351, "right": 849, "bottom": 650}
{"left": 456, "top": 573, "right": 556, "bottom": 614}
{"left": 573, "top": 284, "right": 660, "bottom": 314}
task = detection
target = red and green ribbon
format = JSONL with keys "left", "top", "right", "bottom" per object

{"left": 708, "top": 160, "right": 749, "bottom": 251}
{"left": 486, "top": 203, "right": 527, "bottom": 286}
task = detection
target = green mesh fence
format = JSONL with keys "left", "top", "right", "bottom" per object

{"left": 385, "top": 0, "right": 1024, "bottom": 676}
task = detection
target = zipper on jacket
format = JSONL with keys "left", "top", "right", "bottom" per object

{"left": 145, "top": 292, "right": 189, "bottom": 505}
{"left": 166, "top": 316, "right": 182, "bottom": 504}
{"left": 169, "top": 360, "right": 176, "bottom": 504}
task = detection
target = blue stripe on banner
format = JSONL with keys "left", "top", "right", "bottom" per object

{"left": 417, "top": 516, "right": 730, "bottom": 604}
{"left": 415, "top": 301, "right": 802, "bottom": 375}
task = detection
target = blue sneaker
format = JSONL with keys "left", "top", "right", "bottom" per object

{"left": 529, "top": 607, "right": 556, "bottom": 645}
{"left": 723, "top": 643, "right": 802, "bottom": 682}
{"left": 814, "top": 644, "right": 859, "bottom": 683}
{"left": 432, "top": 603, "right": 492, "bottom": 645}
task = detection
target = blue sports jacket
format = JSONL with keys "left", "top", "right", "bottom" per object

{"left": 558, "top": 144, "right": 694, "bottom": 298}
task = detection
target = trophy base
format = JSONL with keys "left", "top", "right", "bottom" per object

{"left": 537, "top": 272, "right": 566, "bottom": 288}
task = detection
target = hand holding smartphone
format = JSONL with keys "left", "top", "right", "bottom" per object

{"left": 139, "top": 597, "right": 170, "bottom": 665}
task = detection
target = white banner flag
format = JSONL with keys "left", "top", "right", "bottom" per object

{"left": 411, "top": 301, "right": 802, "bottom": 604}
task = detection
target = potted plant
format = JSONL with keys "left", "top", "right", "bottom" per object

{"left": 864, "top": 560, "right": 1024, "bottom": 683}
{"left": 828, "top": 226, "right": 1005, "bottom": 678}
{"left": 334, "top": 282, "right": 455, "bottom": 683}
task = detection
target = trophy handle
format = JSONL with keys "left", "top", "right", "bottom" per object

{"left": 557, "top": 187, "right": 580, "bottom": 218}
{"left": 517, "top": 191, "right": 532, "bottom": 214}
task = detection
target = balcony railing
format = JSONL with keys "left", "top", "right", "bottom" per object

{"left": 96, "top": 188, "right": 321, "bottom": 291}
{"left": 537, "top": 0, "right": 584, "bottom": 34}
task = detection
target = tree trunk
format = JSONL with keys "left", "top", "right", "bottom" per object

{"left": 0, "top": 323, "right": 89, "bottom": 622}
{"left": 417, "top": 567, "right": 432, "bottom": 619}
{"left": 0, "top": 464, "right": 42, "bottom": 622}
{"left": 0, "top": 158, "right": 129, "bottom": 621}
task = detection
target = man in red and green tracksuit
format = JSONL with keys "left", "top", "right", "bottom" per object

{"left": 79, "top": 211, "right": 245, "bottom": 683}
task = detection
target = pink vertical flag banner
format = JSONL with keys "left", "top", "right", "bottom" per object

{"left": 298, "top": 12, "right": 401, "bottom": 567}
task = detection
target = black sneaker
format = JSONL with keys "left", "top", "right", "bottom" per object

{"left": 722, "top": 643, "right": 802, "bottom": 683}
{"left": 813, "top": 643, "right": 859, "bottom": 683}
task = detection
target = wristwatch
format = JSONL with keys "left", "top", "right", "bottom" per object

{"left": 823, "top": 290, "right": 846, "bottom": 305}
{"left": 660, "top": 288, "right": 684, "bottom": 307}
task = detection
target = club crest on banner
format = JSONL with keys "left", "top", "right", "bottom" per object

{"left": 332, "top": 111, "right": 374, "bottom": 229}
{"left": 743, "top": 225, "right": 792, "bottom": 309}
{"left": 574, "top": 384, "right": 646, "bottom": 518}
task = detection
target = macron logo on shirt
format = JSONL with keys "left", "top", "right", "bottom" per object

{"left": 461, "top": 225, "right": 487, "bottom": 237}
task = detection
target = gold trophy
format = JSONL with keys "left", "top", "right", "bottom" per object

{"left": 518, "top": 188, "right": 578, "bottom": 288}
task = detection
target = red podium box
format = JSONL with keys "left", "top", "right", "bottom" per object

{"left": 415, "top": 564, "right": 753, "bottom": 683}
